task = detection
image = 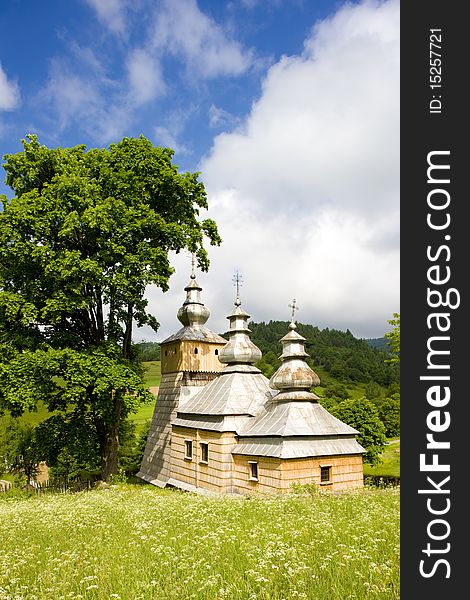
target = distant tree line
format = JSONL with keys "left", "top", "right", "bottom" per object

{"left": 134, "top": 341, "right": 161, "bottom": 362}
{"left": 250, "top": 320, "right": 398, "bottom": 386}
{"left": 250, "top": 320, "right": 400, "bottom": 462}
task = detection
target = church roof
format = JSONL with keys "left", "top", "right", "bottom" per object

{"left": 162, "top": 325, "right": 226, "bottom": 344}
{"left": 237, "top": 399, "right": 359, "bottom": 437}
{"left": 161, "top": 265, "right": 226, "bottom": 345}
{"left": 173, "top": 286, "right": 272, "bottom": 428}
{"left": 178, "top": 368, "right": 273, "bottom": 416}
{"left": 232, "top": 436, "right": 365, "bottom": 459}
{"left": 232, "top": 305, "right": 365, "bottom": 457}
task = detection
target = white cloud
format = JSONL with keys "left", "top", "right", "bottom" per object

{"left": 39, "top": 60, "right": 130, "bottom": 144}
{"left": 208, "top": 104, "right": 239, "bottom": 129}
{"left": 127, "top": 48, "right": 166, "bottom": 105}
{"left": 83, "top": 0, "right": 128, "bottom": 35}
{"left": 151, "top": 0, "right": 254, "bottom": 78}
{"left": 0, "top": 63, "right": 21, "bottom": 111}
{"left": 154, "top": 126, "right": 190, "bottom": 155}
{"left": 173, "top": 0, "right": 400, "bottom": 340}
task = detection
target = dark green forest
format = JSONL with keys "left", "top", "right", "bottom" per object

{"left": 135, "top": 341, "right": 161, "bottom": 362}
{"left": 136, "top": 322, "right": 398, "bottom": 389}
{"left": 249, "top": 320, "right": 400, "bottom": 454}
{"left": 249, "top": 321, "right": 398, "bottom": 387}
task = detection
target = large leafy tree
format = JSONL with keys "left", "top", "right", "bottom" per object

{"left": 0, "top": 418, "right": 42, "bottom": 483}
{"left": 0, "top": 135, "right": 221, "bottom": 480}
{"left": 330, "top": 397, "right": 387, "bottom": 465}
{"left": 384, "top": 313, "right": 400, "bottom": 365}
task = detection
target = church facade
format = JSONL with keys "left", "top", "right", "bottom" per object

{"left": 137, "top": 269, "right": 364, "bottom": 494}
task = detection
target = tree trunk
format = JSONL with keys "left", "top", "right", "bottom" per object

{"left": 100, "top": 391, "right": 122, "bottom": 481}
{"left": 122, "top": 303, "right": 133, "bottom": 359}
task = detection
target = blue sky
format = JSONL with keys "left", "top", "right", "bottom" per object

{"left": 0, "top": 0, "right": 400, "bottom": 341}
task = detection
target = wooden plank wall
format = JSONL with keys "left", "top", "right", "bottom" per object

{"left": 171, "top": 427, "right": 237, "bottom": 493}
{"left": 170, "top": 426, "right": 364, "bottom": 494}
{"left": 280, "top": 455, "right": 364, "bottom": 491}
{"left": 137, "top": 372, "right": 183, "bottom": 483}
{"left": 161, "top": 340, "right": 226, "bottom": 374}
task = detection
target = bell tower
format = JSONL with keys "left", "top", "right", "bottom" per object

{"left": 137, "top": 265, "right": 226, "bottom": 487}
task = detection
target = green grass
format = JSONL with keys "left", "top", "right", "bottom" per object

{"left": 127, "top": 361, "right": 160, "bottom": 429}
{"left": 0, "top": 400, "right": 55, "bottom": 429}
{"left": 0, "top": 483, "right": 399, "bottom": 599}
{"left": 363, "top": 440, "right": 400, "bottom": 478}
{"left": 142, "top": 360, "right": 161, "bottom": 388}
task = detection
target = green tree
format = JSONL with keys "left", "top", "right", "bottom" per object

{"left": 255, "top": 350, "right": 280, "bottom": 378}
{"left": 135, "top": 341, "right": 161, "bottom": 361}
{"left": 330, "top": 397, "right": 387, "bottom": 465}
{"left": 0, "top": 135, "right": 221, "bottom": 480}
{"left": 377, "top": 393, "right": 400, "bottom": 438}
{"left": 323, "top": 383, "right": 350, "bottom": 400}
{"left": 364, "top": 381, "right": 383, "bottom": 403}
{"left": 384, "top": 313, "right": 400, "bottom": 365}
{"left": 0, "top": 418, "right": 42, "bottom": 483}
{"left": 382, "top": 314, "right": 400, "bottom": 438}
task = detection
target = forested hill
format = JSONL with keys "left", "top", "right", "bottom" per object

{"left": 249, "top": 321, "right": 398, "bottom": 387}
{"left": 365, "top": 337, "right": 389, "bottom": 351}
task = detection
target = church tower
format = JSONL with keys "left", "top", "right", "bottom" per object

{"left": 169, "top": 282, "right": 273, "bottom": 493}
{"left": 232, "top": 303, "right": 365, "bottom": 492}
{"left": 137, "top": 266, "right": 226, "bottom": 487}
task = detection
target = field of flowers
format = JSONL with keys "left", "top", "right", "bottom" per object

{"left": 0, "top": 484, "right": 399, "bottom": 600}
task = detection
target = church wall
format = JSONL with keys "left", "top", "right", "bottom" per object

{"left": 137, "top": 372, "right": 183, "bottom": 484}
{"left": 230, "top": 454, "right": 363, "bottom": 493}
{"left": 170, "top": 426, "right": 237, "bottom": 493}
{"left": 161, "top": 341, "right": 226, "bottom": 374}
{"left": 231, "top": 455, "right": 282, "bottom": 494}
{"left": 280, "top": 454, "right": 364, "bottom": 491}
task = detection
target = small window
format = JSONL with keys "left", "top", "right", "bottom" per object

{"left": 200, "top": 442, "right": 209, "bottom": 464}
{"left": 320, "top": 466, "right": 332, "bottom": 483}
{"left": 215, "top": 349, "right": 219, "bottom": 355}
{"left": 194, "top": 347, "right": 198, "bottom": 354}
{"left": 248, "top": 461, "right": 259, "bottom": 481}
{"left": 165, "top": 350, "right": 168, "bottom": 356}
{"left": 184, "top": 440, "right": 193, "bottom": 460}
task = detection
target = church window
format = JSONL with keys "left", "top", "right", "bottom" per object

{"left": 200, "top": 443, "right": 209, "bottom": 464}
{"left": 194, "top": 347, "right": 198, "bottom": 354}
{"left": 215, "top": 349, "right": 219, "bottom": 355}
{"left": 184, "top": 440, "right": 193, "bottom": 460}
{"left": 248, "top": 461, "right": 259, "bottom": 481}
{"left": 320, "top": 465, "right": 332, "bottom": 483}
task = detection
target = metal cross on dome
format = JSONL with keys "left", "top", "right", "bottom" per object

{"left": 233, "top": 271, "right": 243, "bottom": 303}
{"left": 190, "top": 253, "right": 196, "bottom": 277}
{"left": 289, "top": 299, "right": 299, "bottom": 323}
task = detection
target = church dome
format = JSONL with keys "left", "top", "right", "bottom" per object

{"left": 218, "top": 286, "right": 262, "bottom": 366}
{"left": 177, "top": 272, "right": 210, "bottom": 327}
{"left": 269, "top": 303, "right": 321, "bottom": 399}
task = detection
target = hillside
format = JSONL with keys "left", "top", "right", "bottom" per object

{"left": 249, "top": 320, "right": 398, "bottom": 388}
{"left": 365, "top": 337, "right": 390, "bottom": 351}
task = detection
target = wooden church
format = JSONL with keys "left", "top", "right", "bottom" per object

{"left": 137, "top": 268, "right": 364, "bottom": 494}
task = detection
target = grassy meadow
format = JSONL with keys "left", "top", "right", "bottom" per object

{"left": 128, "top": 362, "right": 161, "bottom": 431}
{"left": 0, "top": 483, "right": 399, "bottom": 600}
{"left": 363, "top": 440, "right": 400, "bottom": 478}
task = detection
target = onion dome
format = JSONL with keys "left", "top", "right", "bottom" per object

{"left": 177, "top": 270, "right": 210, "bottom": 328}
{"left": 269, "top": 303, "right": 321, "bottom": 401}
{"left": 218, "top": 281, "right": 262, "bottom": 366}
